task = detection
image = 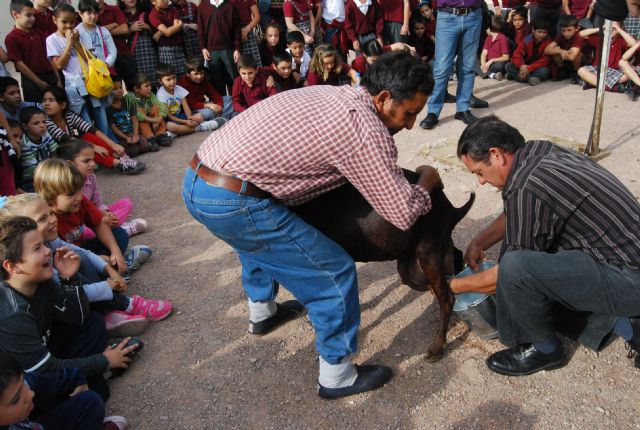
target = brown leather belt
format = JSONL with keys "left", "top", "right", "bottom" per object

{"left": 190, "top": 154, "right": 272, "bottom": 199}
{"left": 438, "top": 6, "right": 476, "bottom": 15}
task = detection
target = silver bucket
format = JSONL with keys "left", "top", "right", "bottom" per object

{"left": 453, "top": 261, "right": 498, "bottom": 339}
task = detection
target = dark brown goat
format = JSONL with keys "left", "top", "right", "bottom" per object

{"left": 293, "top": 169, "right": 474, "bottom": 360}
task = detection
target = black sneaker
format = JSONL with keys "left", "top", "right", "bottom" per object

{"left": 110, "top": 337, "right": 144, "bottom": 378}
{"left": 147, "top": 137, "right": 160, "bottom": 152}
{"left": 317, "top": 365, "right": 392, "bottom": 399}
{"left": 156, "top": 133, "right": 173, "bottom": 147}
{"left": 248, "top": 300, "right": 305, "bottom": 335}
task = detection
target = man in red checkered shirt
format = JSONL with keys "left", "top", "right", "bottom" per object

{"left": 182, "top": 52, "right": 442, "bottom": 399}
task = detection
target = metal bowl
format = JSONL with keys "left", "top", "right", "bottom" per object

{"left": 453, "top": 260, "right": 498, "bottom": 339}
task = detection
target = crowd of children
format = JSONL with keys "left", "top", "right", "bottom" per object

{"left": 0, "top": 0, "right": 639, "bottom": 427}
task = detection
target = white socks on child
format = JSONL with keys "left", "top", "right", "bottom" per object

{"left": 248, "top": 298, "right": 277, "bottom": 323}
{"left": 318, "top": 356, "right": 358, "bottom": 388}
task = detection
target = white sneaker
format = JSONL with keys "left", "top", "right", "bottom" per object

{"left": 124, "top": 245, "right": 152, "bottom": 271}
{"left": 104, "top": 416, "right": 128, "bottom": 430}
{"left": 121, "top": 218, "right": 148, "bottom": 237}
{"left": 195, "top": 119, "right": 221, "bottom": 132}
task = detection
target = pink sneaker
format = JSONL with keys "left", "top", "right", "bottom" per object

{"left": 105, "top": 311, "right": 150, "bottom": 338}
{"left": 121, "top": 218, "right": 148, "bottom": 237}
{"left": 128, "top": 295, "right": 173, "bottom": 321}
{"left": 103, "top": 416, "right": 128, "bottom": 430}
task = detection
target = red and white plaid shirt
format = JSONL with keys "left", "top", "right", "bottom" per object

{"left": 196, "top": 85, "right": 432, "bottom": 230}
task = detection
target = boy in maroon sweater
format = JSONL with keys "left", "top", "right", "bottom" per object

{"left": 543, "top": 14, "right": 586, "bottom": 82}
{"left": 344, "top": 0, "right": 384, "bottom": 52}
{"left": 505, "top": 19, "right": 552, "bottom": 85}
{"left": 260, "top": 51, "right": 299, "bottom": 93}
{"left": 197, "top": 0, "right": 242, "bottom": 96}
{"left": 6, "top": 0, "right": 61, "bottom": 102}
{"left": 232, "top": 54, "right": 276, "bottom": 113}
{"left": 578, "top": 22, "right": 636, "bottom": 91}
{"left": 177, "top": 56, "right": 234, "bottom": 120}
{"left": 409, "top": 15, "right": 434, "bottom": 63}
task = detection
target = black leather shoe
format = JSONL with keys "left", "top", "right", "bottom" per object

{"left": 470, "top": 95, "right": 489, "bottom": 109}
{"left": 317, "top": 365, "right": 392, "bottom": 399}
{"left": 444, "top": 91, "right": 456, "bottom": 103}
{"left": 248, "top": 300, "right": 305, "bottom": 335}
{"left": 454, "top": 110, "right": 477, "bottom": 125}
{"left": 419, "top": 113, "right": 439, "bottom": 130}
{"left": 625, "top": 317, "right": 640, "bottom": 368}
{"left": 486, "top": 344, "right": 566, "bottom": 376}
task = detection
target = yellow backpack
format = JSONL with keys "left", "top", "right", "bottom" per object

{"left": 76, "top": 43, "right": 113, "bottom": 99}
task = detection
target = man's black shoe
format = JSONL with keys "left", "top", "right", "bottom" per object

{"left": 444, "top": 91, "right": 456, "bottom": 103}
{"left": 469, "top": 95, "right": 489, "bottom": 109}
{"left": 625, "top": 317, "right": 640, "bottom": 368}
{"left": 454, "top": 110, "right": 477, "bottom": 125}
{"left": 248, "top": 300, "right": 305, "bottom": 335}
{"left": 419, "top": 113, "right": 439, "bottom": 130}
{"left": 486, "top": 344, "right": 566, "bottom": 376}
{"left": 317, "top": 365, "right": 392, "bottom": 399}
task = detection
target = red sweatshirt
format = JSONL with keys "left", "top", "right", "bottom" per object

{"left": 511, "top": 34, "right": 552, "bottom": 71}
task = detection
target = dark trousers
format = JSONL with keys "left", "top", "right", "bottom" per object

{"left": 529, "top": 3, "right": 561, "bottom": 37}
{"left": 82, "top": 226, "right": 128, "bottom": 257}
{"left": 496, "top": 250, "right": 640, "bottom": 351}
{"left": 207, "top": 48, "right": 238, "bottom": 96}
{"left": 505, "top": 62, "right": 550, "bottom": 83}
{"left": 21, "top": 72, "right": 58, "bottom": 103}
{"left": 114, "top": 55, "right": 138, "bottom": 90}
{"left": 482, "top": 61, "right": 506, "bottom": 77}
{"left": 48, "top": 312, "right": 110, "bottom": 400}
{"left": 36, "top": 390, "right": 104, "bottom": 430}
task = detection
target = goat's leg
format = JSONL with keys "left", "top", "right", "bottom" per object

{"left": 420, "top": 261, "right": 455, "bottom": 362}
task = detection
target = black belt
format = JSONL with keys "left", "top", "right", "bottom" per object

{"left": 438, "top": 6, "right": 477, "bottom": 15}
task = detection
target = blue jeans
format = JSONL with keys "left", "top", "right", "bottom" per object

{"left": 428, "top": 8, "right": 482, "bottom": 116}
{"left": 81, "top": 226, "right": 129, "bottom": 257}
{"left": 182, "top": 167, "right": 359, "bottom": 364}
{"left": 196, "top": 96, "right": 235, "bottom": 121}
{"left": 36, "top": 390, "right": 104, "bottom": 430}
{"left": 497, "top": 250, "right": 640, "bottom": 350}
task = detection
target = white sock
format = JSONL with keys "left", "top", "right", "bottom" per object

{"left": 125, "top": 297, "right": 133, "bottom": 312}
{"left": 318, "top": 356, "right": 358, "bottom": 388}
{"left": 248, "top": 298, "right": 277, "bottom": 323}
{"left": 489, "top": 73, "right": 495, "bottom": 79}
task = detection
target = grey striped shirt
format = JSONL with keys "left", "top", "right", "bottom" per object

{"left": 500, "top": 140, "right": 640, "bottom": 270}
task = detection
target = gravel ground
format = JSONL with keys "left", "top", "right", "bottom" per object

{"left": 99, "top": 78, "right": 640, "bottom": 429}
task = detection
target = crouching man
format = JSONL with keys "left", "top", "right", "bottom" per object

{"left": 451, "top": 116, "right": 640, "bottom": 376}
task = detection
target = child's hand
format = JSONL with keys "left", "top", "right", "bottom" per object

{"left": 105, "top": 266, "right": 128, "bottom": 292}
{"left": 303, "top": 33, "right": 314, "bottom": 44}
{"left": 185, "top": 119, "right": 198, "bottom": 128}
{"left": 130, "top": 21, "right": 145, "bottom": 32}
{"left": 110, "top": 251, "right": 127, "bottom": 275}
{"left": 266, "top": 76, "right": 275, "bottom": 87}
{"left": 202, "top": 48, "right": 211, "bottom": 60}
{"left": 173, "top": 19, "right": 183, "bottom": 28}
{"left": 241, "top": 26, "right": 251, "bottom": 41}
{"left": 152, "top": 31, "right": 161, "bottom": 43}
{"left": 353, "top": 40, "right": 360, "bottom": 51}
{"left": 110, "top": 143, "right": 125, "bottom": 156}
{"left": 293, "top": 71, "right": 301, "bottom": 82}
{"left": 54, "top": 247, "right": 80, "bottom": 279}
{"left": 400, "top": 24, "right": 410, "bottom": 36}
{"left": 481, "top": 62, "right": 490, "bottom": 73}
{"left": 102, "top": 211, "right": 120, "bottom": 227}
{"left": 93, "top": 145, "right": 109, "bottom": 157}
{"left": 69, "top": 384, "right": 89, "bottom": 397}
{"left": 205, "top": 103, "right": 222, "bottom": 113}
{"left": 103, "top": 337, "right": 138, "bottom": 369}
{"left": 131, "top": 133, "right": 139, "bottom": 144}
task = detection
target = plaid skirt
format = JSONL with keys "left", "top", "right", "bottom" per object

{"left": 133, "top": 33, "right": 159, "bottom": 81}
{"left": 241, "top": 32, "right": 262, "bottom": 67}
{"left": 183, "top": 28, "right": 201, "bottom": 60}
{"left": 583, "top": 65, "right": 624, "bottom": 89}
{"left": 158, "top": 45, "right": 187, "bottom": 77}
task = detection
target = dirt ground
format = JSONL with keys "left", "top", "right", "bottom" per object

{"left": 100, "top": 78, "right": 640, "bottom": 429}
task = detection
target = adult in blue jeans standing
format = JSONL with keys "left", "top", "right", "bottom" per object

{"left": 182, "top": 52, "right": 443, "bottom": 399}
{"left": 419, "top": 2, "right": 483, "bottom": 130}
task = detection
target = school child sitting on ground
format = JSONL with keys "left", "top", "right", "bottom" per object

{"left": 0, "top": 77, "right": 39, "bottom": 122}
{"left": 350, "top": 40, "right": 411, "bottom": 75}
{"left": 6, "top": 0, "right": 61, "bottom": 103}
{"left": 148, "top": 0, "right": 187, "bottom": 76}
{"left": 178, "top": 56, "right": 233, "bottom": 123}
{"left": 260, "top": 51, "right": 299, "bottom": 92}
{"left": 343, "top": 0, "right": 384, "bottom": 52}
{"left": 286, "top": 31, "right": 311, "bottom": 84}
{"left": 481, "top": 15, "right": 510, "bottom": 80}
{"left": 42, "top": 86, "right": 145, "bottom": 175}
{"left": 156, "top": 64, "right": 225, "bottom": 135}
{"left": 619, "top": 40, "right": 640, "bottom": 101}
{"left": 1, "top": 192, "right": 172, "bottom": 339}
{"left": 578, "top": 21, "right": 636, "bottom": 92}
{"left": 108, "top": 76, "right": 157, "bottom": 157}
{"left": 259, "top": 22, "right": 286, "bottom": 68}
{"left": 409, "top": 15, "right": 434, "bottom": 64}
{"left": 543, "top": 14, "right": 586, "bottom": 83}
{"left": 0, "top": 215, "right": 142, "bottom": 401}
{"left": 505, "top": 19, "right": 553, "bottom": 85}
{"left": 504, "top": 6, "right": 531, "bottom": 51}
{"left": 33, "top": 159, "right": 151, "bottom": 276}
{"left": 0, "top": 352, "right": 129, "bottom": 429}
{"left": 123, "top": 73, "right": 173, "bottom": 146}
{"left": 19, "top": 107, "right": 57, "bottom": 192}
{"left": 60, "top": 139, "right": 149, "bottom": 239}
{"left": 305, "top": 44, "right": 358, "bottom": 86}
{"left": 232, "top": 55, "right": 277, "bottom": 113}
